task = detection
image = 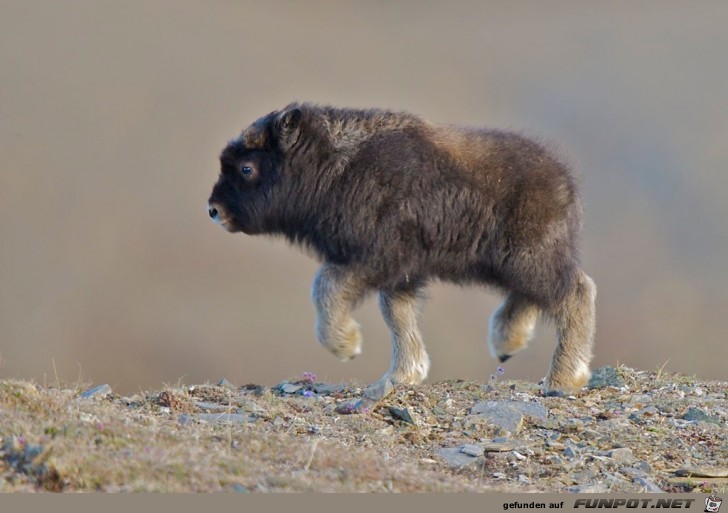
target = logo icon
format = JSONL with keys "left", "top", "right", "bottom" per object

{"left": 706, "top": 495, "right": 722, "bottom": 513}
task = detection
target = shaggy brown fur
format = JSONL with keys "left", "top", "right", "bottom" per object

{"left": 208, "top": 103, "right": 596, "bottom": 395}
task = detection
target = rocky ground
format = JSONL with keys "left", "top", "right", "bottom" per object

{"left": 0, "top": 366, "right": 726, "bottom": 492}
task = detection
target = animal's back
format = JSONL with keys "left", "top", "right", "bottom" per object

{"left": 330, "top": 117, "right": 581, "bottom": 299}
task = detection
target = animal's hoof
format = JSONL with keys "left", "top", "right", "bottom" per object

{"left": 498, "top": 354, "right": 512, "bottom": 363}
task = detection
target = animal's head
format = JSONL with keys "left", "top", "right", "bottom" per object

{"left": 207, "top": 104, "right": 303, "bottom": 234}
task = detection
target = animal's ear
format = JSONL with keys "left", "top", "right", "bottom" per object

{"left": 275, "top": 107, "right": 302, "bottom": 133}
{"left": 273, "top": 106, "right": 303, "bottom": 149}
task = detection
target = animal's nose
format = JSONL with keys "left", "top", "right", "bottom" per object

{"left": 208, "top": 205, "right": 219, "bottom": 220}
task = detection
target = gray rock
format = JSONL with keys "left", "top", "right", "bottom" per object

{"left": 558, "top": 418, "right": 584, "bottom": 433}
{"left": 570, "top": 469, "right": 596, "bottom": 482}
{"left": 460, "top": 444, "right": 485, "bottom": 457}
{"left": 682, "top": 407, "right": 719, "bottom": 424}
{"left": 388, "top": 407, "right": 415, "bottom": 425}
{"left": 587, "top": 366, "right": 626, "bottom": 389}
{"left": 607, "top": 447, "right": 637, "bottom": 464}
{"left": 179, "top": 413, "right": 256, "bottom": 425}
{"left": 238, "top": 401, "right": 265, "bottom": 414}
{"left": 633, "top": 476, "right": 662, "bottom": 492}
{"left": 547, "top": 455, "right": 564, "bottom": 465}
{"left": 472, "top": 400, "right": 548, "bottom": 419}
{"left": 312, "top": 383, "right": 346, "bottom": 395}
{"left": 675, "top": 466, "right": 728, "bottom": 478}
{"left": 80, "top": 384, "right": 112, "bottom": 399}
{"left": 280, "top": 383, "right": 302, "bottom": 394}
{"left": 563, "top": 446, "right": 578, "bottom": 459}
{"left": 436, "top": 447, "right": 483, "bottom": 469}
{"left": 582, "top": 429, "right": 604, "bottom": 441}
{"left": 635, "top": 461, "right": 652, "bottom": 473}
{"left": 198, "top": 413, "right": 256, "bottom": 424}
{"left": 195, "top": 401, "right": 232, "bottom": 412}
{"left": 217, "top": 378, "right": 238, "bottom": 391}
{"left": 481, "top": 441, "right": 518, "bottom": 452}
{"left": 335, "top": 399, "right": 361, "bottom": 414}
{"left": 470, "top": 400, "right": 548, "bottom": 436}
{"left": 532, "top": 418, "right": 560, "bottom": 430}
{"left": 628, "top": 406, "right": 660, "bottom": 422}
{"left": 565, "top": 483, "right": 609, "bottom": 493}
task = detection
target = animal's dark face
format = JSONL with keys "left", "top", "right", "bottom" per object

{"left": 207, "top": 106, "right": 302, "bottom": 234}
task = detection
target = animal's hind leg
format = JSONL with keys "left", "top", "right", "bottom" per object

{"left": 544, "top": 269, "right": 597, "bottom": 396}
{"left": 488, "top": 293, "right": 540, "bottom": 363}
{"left": 378, "top": 287, "right": 430, "bottom": 385}
{"left": 311, "top": 264, "right": 366, "bottom": 361}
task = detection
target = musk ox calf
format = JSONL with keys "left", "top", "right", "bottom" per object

{"left": 208, "top": 102, "right": 596, "bottom": 396}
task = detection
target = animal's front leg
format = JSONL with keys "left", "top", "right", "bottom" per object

{"left": 311, "top": 264, "right": 366, "bottom": 361}
{"left": 378, "top": 287, "right": 430, "bottom": 385}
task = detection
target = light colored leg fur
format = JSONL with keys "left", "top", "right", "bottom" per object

{"left": 543, "top": 270, "right": 597, "bottom": 395}
{"left": 311, "top": 265, "right": 365, "bottom": 361}
{"left": 488, "top": 293, "right": 539, "bottom": 362}
{"left": 378, "top": 288, "right": 430, "bottom": 385}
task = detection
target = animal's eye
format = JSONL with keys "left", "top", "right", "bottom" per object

{"left": 242, "top": 166, "right": 253, "bottom": 175}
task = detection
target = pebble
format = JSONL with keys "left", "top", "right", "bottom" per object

{"left": 628, "top": 406, "right": 659, "bottom": 422}
{"left": 682, "top": 407, "right": 719, "bottom": 424}
{"left": 587, "top": 366, "right": 626, "bottom": 389}
{"left": 570, "top": 469, "right": 596, "bottom": 482}
{"left": 470, "top": 400, "right": 548, "bottom": 436}
{"left": 436, "top": 447, "right": 483, "bottom": 469}
{"left": 388, "top": 407, "right": 415, "bottom": 425}
{"left": 581, "top": 429, "right": 603, "bottom": 441}
{"left": 675, "top": 466, "right": 728, "bottom": 478}
{"left": 633, "top": 476, "right": 662, "bottom": 492}
{"left": 179, "top": 413, "right": 256, "bottom": 425}
{"left": 1, "top": 437, "right": 53, "bottom": 482}
{"left": 511, "top": 450, "right": 527, "bottom": 461}
{"left": 547, "top": 455, "right": 563, "bottom": 465}
{"left": 335, "top": 399, "right": 361, "bottom": 414}
{"left": 563, "top": 446, "right": 578, "bottom": 459}
{"left": 238, "top": 401, "right": 265, "bottom": 414}
{"left": 460, "top": 444, "right": 485, "bottom": 457}
{"left": 280, "top": 383, "right": 302, "bottom": 394}
{"left": 565, "top": 483, "right": 609, "bottom": 493}
{"left": 532, "top": 418, "right": 560, "bottom": 430}
{"left": 481, "top": 441, "right": 518, "bottom": 452}
{"left": 217, "top": 378, "right": 238, "bottom": 391}
{"left": 312, "top": 383, "right": 346, "bottom": 395}
{"left": 80, "top": 384, "right": 112, "bottom": 399}
{"left": 607, "top": 447, "right": 637, "bottom": 464}
{"left": 195, "top": 401, "right": 232, "bottom": 413}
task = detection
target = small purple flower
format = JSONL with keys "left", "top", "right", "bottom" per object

{"left": 17, "top": 435, "right": 26, "bottom": 445}
{"left": 302, "top": 390, "right": 313, "bottom": 397}
{"left": 302, "top": 371, "right": 317, "bottom": 383}
{"left": 497, "top": 366, "right": 505, "bottom": 375}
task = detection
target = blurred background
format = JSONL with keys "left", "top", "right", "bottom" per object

{"left": 1, "top": 1, "right": 726, "bottom": 394}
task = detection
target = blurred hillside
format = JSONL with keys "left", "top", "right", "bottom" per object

{"left": 1, "top": 1, "right": 726, "bottom": 393}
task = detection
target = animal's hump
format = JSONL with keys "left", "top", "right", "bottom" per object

{"left": 298, "top": 103, "right": 429, "bottom": 152}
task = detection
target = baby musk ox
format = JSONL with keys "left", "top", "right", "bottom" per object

{"left": 208, "top": 102, "right": 596, "bottom": 396}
